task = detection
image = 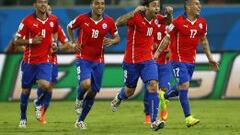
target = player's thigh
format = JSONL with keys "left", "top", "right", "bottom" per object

{"left": 91, "top": 63, "right": 104, "bottom": 92}
{"left": 140, "top": 60, "right": 158, "bottom": 83}
{"left": 158, "top": 63, "right": 172, "bottom": 89}
{"left": 36, "top": 62, "right": 52, "bottom": 89}
{"left": 51, "top": 64, "right": 58, "bottom": 84}
{"left": 171, "top": 61, "right": 190, "bottom": 85}
{"left": 21, "top": 61, "right": 37, "bottom": 89}
{"left": 123, "top": 62, "right": 140, "bottom": 88}
{"left": 186, "top": 63, "right": 196, "bottom": 80}
{"left": 75, "top": 59, "right": 92, "bottom": 82}
{"left": 36, "top": 62, "right": 52, "bottom": 82}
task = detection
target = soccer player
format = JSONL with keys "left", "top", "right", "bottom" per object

{"left": 154, "top": 0, "right": 219, "bottom": 127}
{"left": 33, "top": 4, "right": 70, "bottom": 124}
{"left": 67, "top": 0, "right": 120, "bottom": 129}
{"left": 15, "top": 0, "right": 58, "bottom": 128}
{"left": 144, "top": 22, "right": 171, "bottom": 124}
{"left": 110, "top": 0, "right": 172, "bottom": 131}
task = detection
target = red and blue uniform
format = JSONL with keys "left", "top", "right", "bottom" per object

{"left": 16, "top": 13, "right": 58, "bottom": 88}
{"left": 68, "top": 12, "right": 118, "bottom": 92}
{"left": 168, "top": 13, "right": 207, "bottom": 84}
{"left": 122, "top": 11, "right": 167, "bottom": 123}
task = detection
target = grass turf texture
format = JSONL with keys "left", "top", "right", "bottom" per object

{"left": 0, "top": 100, "right": 240, "bottom": 135}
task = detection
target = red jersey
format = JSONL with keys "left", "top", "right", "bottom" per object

{"left": 16, "top": 13, "right": 58, "bottom": 64}
{"left": 50, "top": 25, "right": 68, "bottom": 65}
{"left": 153, "top": 24, "right": 169, "bottom": 64}
{"left": 124, "top": 12, "right": 167, "bottom": 64}
{"left": 68, "top": 12, "right": 118, "bottom": 63}
{"left": 168, "top": 14, "right": 207, "bottom": 63}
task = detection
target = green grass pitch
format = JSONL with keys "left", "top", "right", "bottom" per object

{"left": 0, "top": 100, "right": 240, "bottom": 135}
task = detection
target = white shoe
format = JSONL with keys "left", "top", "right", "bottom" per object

{"left": 34, "top": 99, "right": 42, "bottom": 120}
{"left": 75, "top": 121, "right": 87, "bottom": 130}
{"left": 151, "top": 120, "right": 165, "bottom": 131}
{"left": 75, "top": 99, "right": 83, "bottom": 115}
{"left": 111, "top": 94, "right": 121, "bottom": 112}
{"left": 19, "top": 119, "right": 27, "bottom": 128}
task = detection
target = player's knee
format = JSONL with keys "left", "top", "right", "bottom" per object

{"left": 22, "top": 88, "right": 30, "bottom": 95}
{"left": 147, "top": 80, "right": 158, "bottom": 93}
{"left": 179, "top": 82, "right": 189, "bottom": 89}
{"left": 86, "top": 91, "right": 97, "bottom": 99}
{"left": 80, "top": 80, "right": 91, "bottom": 91}
{"left": 125, "top": 87, "right": 135, "bottom": 97}
{"left": 39, "top": 82, "right": 51, "bottom": 90}
{"left": 160, "top": 87, "right": 167, "bottom": 92}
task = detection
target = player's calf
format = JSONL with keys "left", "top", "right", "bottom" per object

{"left": 75, "top": 98, "right": 84, "bottom": 115}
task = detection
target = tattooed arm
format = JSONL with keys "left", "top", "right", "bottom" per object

{"left": 115, "top": 6, "right": 146, "bottom": 27}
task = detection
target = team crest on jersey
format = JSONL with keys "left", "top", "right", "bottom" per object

{"left": 199, "top": 23, "right": 203, "bottom": 29}
{"left": 102, "top": 23, "right": 108, "bottom": 29}
{"left": 50, "top": 22, "right": 54, "bottom": 28}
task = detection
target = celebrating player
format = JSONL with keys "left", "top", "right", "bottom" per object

{"left": 67, "top": 0, "right": 120, "bottom": 129}
{"left": 154, "top": 0, "right": 219, "bottom": 127}
{"left": 110, "top": 0, "right": 172, "bottom": 131}
{"left": 144, "top": 21, "right": 172, "bottom": 124}
{"left": 33, "top": 4, "right": 71, "bottom": 124}
{"left": 15, "top": 0, "right": 58, "bottom": 128}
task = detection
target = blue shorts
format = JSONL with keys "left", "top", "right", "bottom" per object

{"left": 21, "top": 61, "right": 52, "bottom": 89}
{"left": 157, "top": 63, "right": 172, "bottom": 89}
{"left": 123, "top": 60, "right": 158, "bottom": 88}
{"left": 51, "top": 64, "right": 58, "bottom": 83}
{"left": 170, "top": 61, "right": 195, "bottom": 85}
{"left": 75, "top": 59, "right": 104, "bottom": 92}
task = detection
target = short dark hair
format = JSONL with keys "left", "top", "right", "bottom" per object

{"left": 91, "top": 0, "right": 105, "bottom": 4}
{"left": 141, "top": 0, "right": 157, "bottom": 7}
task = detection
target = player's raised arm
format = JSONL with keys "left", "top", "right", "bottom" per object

{"left": 164, "top": 6, "right": 173, "bottom": 25}
{"left": 153, "top": 33, "right": 170, "bottom": 60}
{"left": 115, "top": 5, "right": 146, "bottom": 27}
{"left": 200, "top": 35, "right": 219, "bottom": 71}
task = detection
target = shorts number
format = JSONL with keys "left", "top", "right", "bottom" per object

{"left": 173, "top": 67, "right": 180, "bottom": 77}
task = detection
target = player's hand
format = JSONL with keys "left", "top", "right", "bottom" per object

{"left": 32, "top": 33, "right": 43, "bottom": 44}
{"left": 165, "top": 6, "right": 173, "bottom": 15}
{"left": 51, "top": 41, "right": 58, "bottom": 53}
{"left": 104, "top": 37, "right": 114, "bottom": 47}
{"left": 153, "top": 43, "right": 158, "bottom": 50}
{"left": 153, "top": 51, "right": 160, "bottom": 60}
{"left": 209, "top": 60, "right": 219, "bottom": 71}
{"left": 70, "top": 42, "right": 81, "bottom": 53}
{"left": 134, "top": 5, "right": 146, "bottom": 13}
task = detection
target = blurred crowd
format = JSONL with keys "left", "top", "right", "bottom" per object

{"left": 0, "top": 0, "right": 239, "bottom": 6}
